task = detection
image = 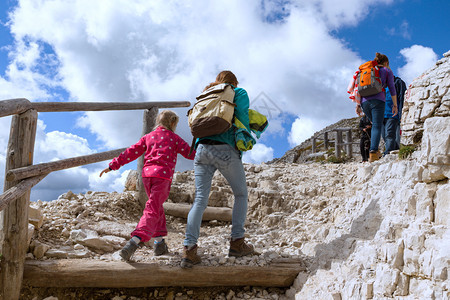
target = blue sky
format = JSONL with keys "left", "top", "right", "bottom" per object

{"left": 0, "top": 0, "right": 448, "bottom": 201}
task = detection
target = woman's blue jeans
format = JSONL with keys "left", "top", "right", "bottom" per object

{"left": 362, "top": 99, "right": 385, "bottom": 152}
{"left": 184, "top": 144, "right": 248, "bottom": 247}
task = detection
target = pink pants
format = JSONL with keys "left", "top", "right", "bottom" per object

{"left": 131, "top": 177, "right": 171, "bottom": 242}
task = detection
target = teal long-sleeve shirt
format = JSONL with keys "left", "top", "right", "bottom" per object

{"left": 196, "top": 87, "right": 250, "bottom": 148}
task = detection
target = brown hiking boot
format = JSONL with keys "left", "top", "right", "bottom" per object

{"left": 368, "top": 150, "right": 381, "bottom": 162}
{"left": 229, "top": 237, "right": 254, "bottom": 257}
{"left": 180, "top": 245, "right": 201, "bottom": 269}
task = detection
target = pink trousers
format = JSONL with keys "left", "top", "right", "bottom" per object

{"left": 131, "top": 177, "right": 171, "bottom": 242}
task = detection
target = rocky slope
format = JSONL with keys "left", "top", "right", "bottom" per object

{"left": 22, "top": 51, "right": 449, "bottom": 300}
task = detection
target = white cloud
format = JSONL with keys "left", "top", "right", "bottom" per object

{"left": 89, "top": 168, "right": 129, "bottom": 193}
{"left": 6, "top": 0, "right": 363, "bottom": 149}
{"left": 398, "top": 45, "right": 438, "bottom": 86}
{"left": 288, "top": 117, "right": 327, "bottom": 147}
{"left": 386, "top": 20, "right": 411, "bottom": 40}
{"left": 242, "top": 143, "right": 274, "bottom": 164}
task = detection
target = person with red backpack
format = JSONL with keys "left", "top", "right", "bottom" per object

{"left": 355, "top": 53, "right": 398, "bottom": 162}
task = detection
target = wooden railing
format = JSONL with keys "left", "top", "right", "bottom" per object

{"left": 311, "top": 127, "right": 359, "bottom": 159}
{"left": 0, "top": 98, "right": 190, "bottom": 300}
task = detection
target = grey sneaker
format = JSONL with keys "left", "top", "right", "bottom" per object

{"left": 120, "top": 238, "right": 140, "bottom": 261}
{"left": 154, "top": 239, "right": 169, "bottom": 256}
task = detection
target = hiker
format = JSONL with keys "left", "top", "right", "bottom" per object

{"left": 99, "top": 110, "right": 195, "bottom": 261}
{"left": 359, "top": 114, "right": 372, "bottom": 162}
{"left": 357, "top": 53, "right": 398, "bottom": 162}
{"left": 181, "top": 70, "right": 254, "bottom": 269}
{"left": 382, "top": 76, "right": 407, "bottom": 154}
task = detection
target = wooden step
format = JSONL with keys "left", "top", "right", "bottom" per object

{"left": 23, "top": 258, "right": 306, "bottom": 288}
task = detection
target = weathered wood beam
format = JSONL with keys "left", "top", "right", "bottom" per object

{"left": 164, "top": 203, "right": 232, "bottom": 222}
{"left": 23, "top": 259, "right": 306, "bottom": 288}
{"left": 1, "top": 109, "right": 37, "bottom": 300}
{"left": 0, "top": 175, "right": 47, "bottom": 212}
{"left": 0, "top": 98, "right": 32, "bottom": 117}
{"left": 31, "top": 101, "right": 191, "bottom": 112}
{"left": 6, "top": 148, "right": 127, "bottom": 181}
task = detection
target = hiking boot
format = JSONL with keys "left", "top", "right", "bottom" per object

{"left": 229, "top": 237, "right": 254, "bottom": 257}
{"left": 368, "top": 150, "right": 381, "bottom": 162}
{"left": 154, "top": 239, "right": 169, "bottom": 256}
{"left": 180, "top": 245, "right": 201, "bottom": 269}
{"left": 119, "top": 238, "right": 140, "bottom": 261}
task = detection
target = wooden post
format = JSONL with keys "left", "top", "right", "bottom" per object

{"left": 137, "top": 107, "right": 158, "bottom": 208}
{"left": 346, "top": 129, "right": 353, "bottom": 158}
{"left": 311, "top": 137, "right": 316, "bottom": 153}
{"left": 0, "top": 109, "right": 37, "bottom": 300}
{"left": 335, "top": 130, "right": 343, "bottom": 158}
{"left": 324, "top": 132, "right": 329, "bottom": 150}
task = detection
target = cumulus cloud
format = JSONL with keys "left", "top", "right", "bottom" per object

{"left": 398, "top": 45, "right": 438, "bottom": 85}
{"left": 7, "top": 0, "right": 364, "bottom": 148}
{"left": 242, "top": 143, "right": 274, "bottom": 164}
{"left": 288, "top": 117, "right": 328, "bottom": 147}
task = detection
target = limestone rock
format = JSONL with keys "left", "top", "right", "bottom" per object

{"left": 28, "top": 205, "right": 44, "bottom": 229}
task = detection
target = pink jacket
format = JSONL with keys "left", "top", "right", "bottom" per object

{"left": 109, "top": 126, "right": 195, "bottom": 181}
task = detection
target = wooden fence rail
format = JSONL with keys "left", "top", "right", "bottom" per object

{"left": 0, "top": 98, "right": 191, "bottom": 300}
{"left": 5, "top": 148, "right": 127, "bottom": 182}
{"left": 0, "top": 98, "right": 190, "bottom": 117}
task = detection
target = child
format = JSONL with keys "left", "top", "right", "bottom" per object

{"left": 359, "top": 114, "right": 372, "bottom": 162}
{"left": 100, "top": 110, "right": 195, "bottom": 261}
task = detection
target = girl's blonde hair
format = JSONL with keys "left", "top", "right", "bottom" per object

{"left": 204, "top": 70, "right": 239, "bottom": 91}
{"left": 155, "top": 110, "right": 179, "bottom": 132}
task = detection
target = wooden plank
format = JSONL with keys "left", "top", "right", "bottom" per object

{"left": 0, "top": 109, "right": 37, "bottom": 300}
{"left": 23, "top": 259, "right": 306, "bottom": 288}
{"left": 31, "top": 101, "right": 191, "bottom": 112}
{"left": 0, "top": 175, "right": 47, "bottom": 212}
{"left": 163, "top": 203, "right": 232, "bottom": 222}
{"left": 0, "top": 98, "right": 32, "bottom": 117}
{"left": 6, "top": 148, "right": 127, "bottom": 182}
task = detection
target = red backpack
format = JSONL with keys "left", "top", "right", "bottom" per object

{"left": 357, "top": 60, "right": 383, "bottom": 97}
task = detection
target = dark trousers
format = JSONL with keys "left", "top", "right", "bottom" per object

{"left": 360, "top": 134, "right": 371, "bottom": 162}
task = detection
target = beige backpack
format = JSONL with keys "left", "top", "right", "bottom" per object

{"left": 187, "top": 83, "right": 236, "bottom": 138}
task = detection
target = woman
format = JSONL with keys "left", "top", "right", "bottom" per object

{"left": 181, "top": 70, "right": 254, "bottom": 269}
{"left": 356, "top": 53, "right": 398, "bottom": 162}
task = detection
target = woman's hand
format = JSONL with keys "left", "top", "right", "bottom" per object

{"left": 99, "top": 167, "right": 111, "bottom": 177}
{"left": 356, "top": 105, "right": 363, "bottom": 117}
{"left": 392, "top": 105, "right": 398, "bottom": 117}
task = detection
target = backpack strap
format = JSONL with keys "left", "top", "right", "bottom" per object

{"left": 188, "top": 137, "right": 196, "bottom": 156}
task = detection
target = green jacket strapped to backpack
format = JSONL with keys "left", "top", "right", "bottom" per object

{"left": 234, "top": 109, "right": 268, "bottom": 151}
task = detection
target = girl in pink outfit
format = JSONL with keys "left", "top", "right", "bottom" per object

{"left": 100, "top": 110, "right": 195, "bottom": 261}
